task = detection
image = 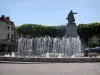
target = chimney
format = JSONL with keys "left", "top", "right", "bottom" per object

{"left": 6, "top": 17, "right": 10, "bottom": 20}
{"left": 1, "top": 15, "right": 5, "bottom": 19}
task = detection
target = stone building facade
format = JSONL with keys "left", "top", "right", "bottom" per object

{"left": 0, "top": 15, "right": 16, "bottom": 53}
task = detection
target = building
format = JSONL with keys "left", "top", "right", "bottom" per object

{"left": 0, "top": 15, "right": 16, "bottom": 53}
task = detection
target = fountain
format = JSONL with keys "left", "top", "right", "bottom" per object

{"left": 17, "top": 36, "right": 82, "bottom": 57}
{"left": 4, "top": 54, "right": 10, "bottom": 57}
{"left": 46, "top": 52, "right": 49, "bottom": 58}
{"left": 4, "top": 52, "right": 15, "bottom": 57}
{"left": 58, "top": 53, "right": 62, "bottom": 58}
{"left": 11, "top": 52, "right": 15, "bottom": 57}
{"left": 16, "top": 10, "right": 82, "bottom": 58}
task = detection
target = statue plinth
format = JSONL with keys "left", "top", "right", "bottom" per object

{"left": 65, "top": 23, "right": 77, "bottom": 37}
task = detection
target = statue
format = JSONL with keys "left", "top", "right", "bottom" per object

{"left": 65, "top": 10, "right": 78, "bottom": 37}
{"left": 66, "top": 10, "right": 77, "bottom": 23}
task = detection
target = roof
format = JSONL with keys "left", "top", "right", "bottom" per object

{"left": 0, "top": 15, "right": 15, "bottom": 26}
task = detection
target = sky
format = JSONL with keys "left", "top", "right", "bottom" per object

{"left": 0, "top": 0, "right": 100, "bottom": 26}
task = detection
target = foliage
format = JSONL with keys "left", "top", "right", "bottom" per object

{"left": 77, "top": 22, "right": 100, "bottom": 45}
{"left": 88, "top": 35, "right": 100, "bottom": 47}
{"left": 16, "top": 24, "right": 66, "bottom": 38}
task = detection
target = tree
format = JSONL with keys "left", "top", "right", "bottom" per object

{"left": 77, "top": 22, "right": 100, "bottom": 46}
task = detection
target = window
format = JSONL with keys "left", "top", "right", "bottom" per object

{"left": 11, "top": 34, "right": 14, "bottom": 39}
{"left": 11, "top": 27, "right": 13, "bottom": 31}
{"left": 8, "top": 34, "right": 10, "bottom": 39}
{"left": 8, "top": 26, "right": 10, "bottom": 30}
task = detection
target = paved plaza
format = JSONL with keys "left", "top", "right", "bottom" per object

{"left": 0, "top": 62, "right": 100, "bottom": 75}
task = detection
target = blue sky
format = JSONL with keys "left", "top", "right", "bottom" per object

{"left": 0, "top": 0, "right": 100, "bottom": 26}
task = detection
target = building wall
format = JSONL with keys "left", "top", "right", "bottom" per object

{"left": 7, "top": 23, "right": 15, "bottom": 40}
{"left": 0, "top": 17, "right": 15, "bottom": 40}
{"left": 0, "top": 15, "right": 16, "bottom": 53}
{"left": 0, "top": 21, "right": 7, "bottom": 39}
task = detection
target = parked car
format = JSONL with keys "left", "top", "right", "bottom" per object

{"left": 84, "top": 46, "right": 100, "bottom": 57}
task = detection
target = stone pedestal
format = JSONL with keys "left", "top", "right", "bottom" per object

{"left": 65, "top": 23, "right": 77, "bottom": 37}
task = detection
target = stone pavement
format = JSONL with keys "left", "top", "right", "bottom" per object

{"left": 0, "top": 63, "right": 100, "bottom": 75}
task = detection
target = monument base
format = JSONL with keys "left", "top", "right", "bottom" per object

{"left": 65, "top": 23, "right": 77, "bottom": 37}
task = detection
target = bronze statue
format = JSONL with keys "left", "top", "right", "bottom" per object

{"left": 66, "top": 10, "right": 77, "bottom": 23}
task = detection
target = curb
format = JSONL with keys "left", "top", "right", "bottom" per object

{"left": 0, "top": 57, "right": 100, "bottom": 63}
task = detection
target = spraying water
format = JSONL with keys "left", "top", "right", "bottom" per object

{"left": 17, "top": 36, "right": 82, "bottom": 57}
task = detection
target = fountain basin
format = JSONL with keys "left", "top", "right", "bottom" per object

{"left": 0, "top": 57, "right": 100, "bottom": 63}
